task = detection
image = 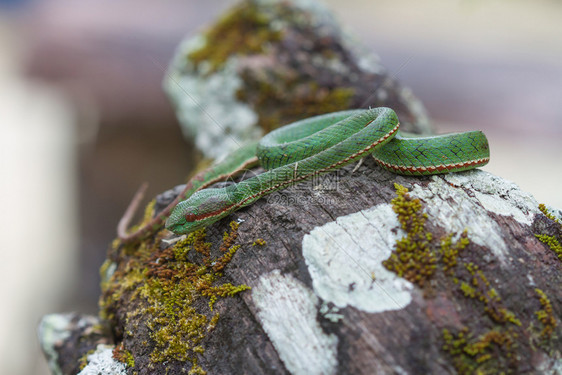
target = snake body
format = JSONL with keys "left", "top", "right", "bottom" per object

{"left": 164, "top": 108, "right": 489, "bottom": 235}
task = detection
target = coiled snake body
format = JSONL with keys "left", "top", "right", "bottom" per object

{"left": 118, "top": 108, "right": 489, "bottom": 241}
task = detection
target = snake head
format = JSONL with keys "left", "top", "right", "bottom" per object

{"left": 165, "top": 188, "right": 234, "bottom": 235}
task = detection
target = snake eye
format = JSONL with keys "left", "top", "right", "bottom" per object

{"left": 184, "top": 213, "right": 197, "bottom": 222}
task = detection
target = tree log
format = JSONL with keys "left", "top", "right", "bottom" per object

{"left": 39, "top": 0, "right": 562, "bottom": 374}
{"left": 40, "top": 164, "right": 562, "bottom": 374}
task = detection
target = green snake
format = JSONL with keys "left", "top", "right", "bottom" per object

{"left": 118, "top": 108, "right": 489, "bottom": 241}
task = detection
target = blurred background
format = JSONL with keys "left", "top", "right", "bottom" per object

{"left": 0, "top": 0, "right": 560, "bottom": 374}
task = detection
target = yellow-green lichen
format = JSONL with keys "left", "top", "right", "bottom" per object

{"left": 99, "top": 219, "right": 250, "bottom": 373}
{"left": 187, "top": 3, "right": 282, "bottom": 74}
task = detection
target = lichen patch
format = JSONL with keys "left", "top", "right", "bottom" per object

{"left": 252, "top": 270, "right": 338, "bottom": 375}
{"left": 77, "top": 345, "right": 127, "bottom": 375}
{"left": 302, "top": 203, "right": 414, "bottom": 313}
{"left": 410, "top": 173, "right": 512, "bottom": 265}
{"left": 444, "top": 170, "right": 539, "bottom": 225}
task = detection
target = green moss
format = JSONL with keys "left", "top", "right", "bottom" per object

{"left": 383, "top": 184, "right": 526, "bottom": 373}
{"left": 535, "top": 204, "right": 562, "bottom": 262}
{"left": 534, "top": 288, "right": 557, "bottom": 342}
{"left": 442, "top": 327, "right": 518, "bottom": 374}
{"left": 383, "top": 184, "right": 468, "bottom": 287}
{"left": 441, "top": 231, "right": 469, "bottom": 274}
{"left": 252, "top": 238, "right": 266, "bottom": 246}
{"left": 538, "top": 203, "right": 562, "bottom": 225}
{"left": 78, "top": 348, "right": 96, "bottom": 371}
{"left": 184, "top": 0, "right": 357, "bottom": 133}
{"left": 99, "top": 262, "right": 146, "bottom": 321}
{"left": 535, "top": 234, "right": 562, "bottom": 261}
{"left": 99, "top": 220, "right": 250, "bottom": 373}
{"left": 219, "top": 221, "right": 240, "bottom": 253}
{"left": 460, "top": 282, "right": 476, "bottom": 298}
{"left": 382, "top": 184, "right": 436, "bottom": 286}
{"left": 188, "top": 361, "right": 207, "bottom": 375}
{"left": 187, "top": 3, "right": 282, "bottom": 74}
{"left": 238, "top": 79, "right": 355, "bottom": 134}
{"left": 462, "top": 263, "right": 521, "bottom": 326}
{"left": 112, "top": 199, "right": 158, "bottom": 256}
{"left": 113, "top": 343, "right": 135, "bottom": 368}
{"left": 99, "top": 259, "right": 115, "bottom": 293}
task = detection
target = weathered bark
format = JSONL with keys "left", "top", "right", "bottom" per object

{"left": 40, "top": 164, "right": 562, "bottom": 375}
{"left": 38, "top": 313, "right": 113, "bottom": 375}
{"left": 39, "top": 0, "right": 562, "bottom": 374}
{"left": 163, "top": 0, "right": 431, "bottom": 160}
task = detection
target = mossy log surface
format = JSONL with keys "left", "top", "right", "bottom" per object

{"left": 41, "top": 164, "right": 562, "bottom": 375}
{"left": 38, "top": 0, "right": 562, "bottom": 374}
{"left": 164, "top": 0, "right": 430, "bottom": 159}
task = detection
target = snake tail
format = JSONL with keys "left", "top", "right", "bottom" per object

{"left": 372, "top": 131, "right": 489, "bottom": 175}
